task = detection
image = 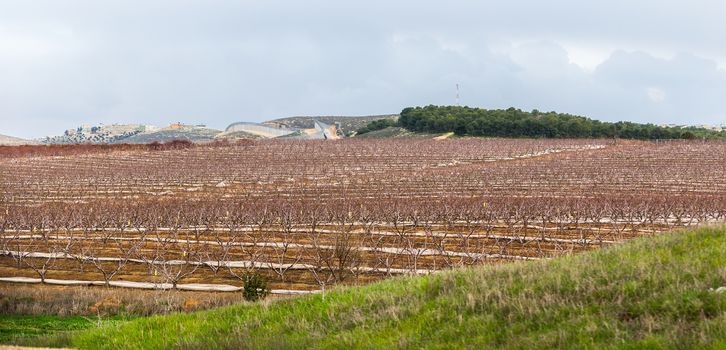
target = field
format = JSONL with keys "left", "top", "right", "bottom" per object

{"left": 0, "top": 139, "right": 724, "bottom": 305}
{"left": 12, "top": 225, "right": 726, "bottom": 349}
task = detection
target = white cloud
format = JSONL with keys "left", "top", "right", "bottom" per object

{"left": 0, "top": 0, "right": 725, "bottom": 138}
{"left": 647, "top": 87, "right": 666, "bottom": 103}
{"left": 560, "top": 44, "right": 613, "bottom": 71}
{"left": 0, "top": 24, "right": 79, "bottom": 61}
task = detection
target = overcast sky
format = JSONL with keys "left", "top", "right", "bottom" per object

{"left": 1, "top": 0, "right": 726, "bottom": 138}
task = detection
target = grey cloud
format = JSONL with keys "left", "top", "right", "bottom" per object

{"left": 0, "top": 1, "right": 725, "bottom": 138}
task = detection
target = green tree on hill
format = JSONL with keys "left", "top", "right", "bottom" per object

{"left": 395, "top": 105, "right": 725, "bottom": 139}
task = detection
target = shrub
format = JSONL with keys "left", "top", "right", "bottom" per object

{"left": 356, "top": 119, "right": 398, "bottom": 135}
{"left": 242, "top": 273, "right": 270, "bottom": 301}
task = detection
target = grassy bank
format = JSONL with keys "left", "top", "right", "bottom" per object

{"left": 0, "top": 284, "right": 246, "bottom": 316}
{"left": 0, "top": 315, "right": 127, "bottom": 344}
{"left": 13, "top": 226, "right": 726, "bottom": 349}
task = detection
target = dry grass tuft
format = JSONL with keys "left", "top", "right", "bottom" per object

{"left": 0, "top": 284, "right": 245, "bottom": 316}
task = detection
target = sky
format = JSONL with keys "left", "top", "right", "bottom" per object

{"left": 1, "top": 0, "right": 726, "bottom": 139}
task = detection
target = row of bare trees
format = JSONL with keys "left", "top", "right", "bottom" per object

{"left": 1, "top": 193, "right": 723, "bottom": 291}
{"left": 1, "top": 139, "right": 724, "bottom": 292}
{"left": 1, "top": 138, "right": 621, "bottom": 204}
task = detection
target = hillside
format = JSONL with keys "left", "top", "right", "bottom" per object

{"left": 39, "top": 124, "right": 227, "bottom": 144}
{"left": 213, "top": 130, "right": 265, "bottom": 140}
{"left": 117, "top": 127, "right": 222, "bottom": 144}
{"left": 398, "top": 106, "right": 726, "bottom": 139}
{"left": 354, "top": 126, "right": 432, "bottom": 139}
{"left": 15, "top": 226, "right": 726, "bottom": 349}
{"left": 42, "top": 124, "right": 154, "bottom": 144}
{"left": 264, "top": 115, "right": 398, "bottom": 135}
{"left": 0, "top": 134, "right": 37, "bottom": 145}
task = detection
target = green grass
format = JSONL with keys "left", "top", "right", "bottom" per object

{"left": 0, "top": 315, "right": 99, "bottom": 343}
{"left": 11, "top": 226, "right": 726, "bottom": 349}
{"left": 354, "top": 126, "right": 431, "bottom": 139}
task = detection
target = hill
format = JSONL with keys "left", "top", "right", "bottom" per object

{"left": 0, "top": 134, "right": 37, "bottom": 145}
{"left": 354, "top": 126, "right": 433, "bottom": 139}
{"left": 116, "top": 126, "right": 222, "bottom": 144}
{"left": 398, "top": 105, "right": 726, "bottom": 139}
{"left": 42, "top": 124, "right": 154, "bottom": 144}
{"left": 16, "top": 225, "right": 726, "bottom": 349}
{"left": 264, "top": 115, "right": 398, "bottom": 136}
{"left": 213, "top": 130, "right": 265, "bottom": 140}
{"left": 40, "top": 124, "right": 226, "bottom": 144}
